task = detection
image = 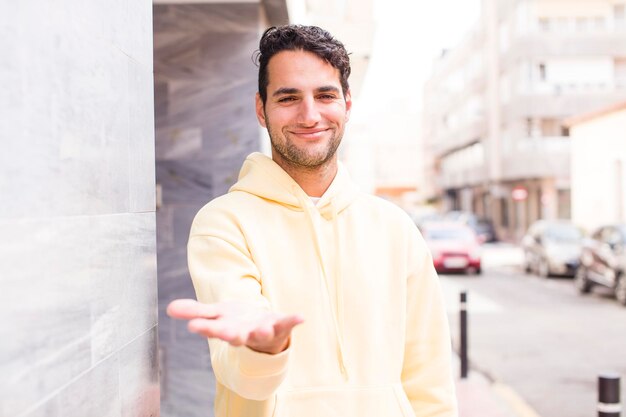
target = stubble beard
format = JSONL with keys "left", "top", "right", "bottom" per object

{"left": 266, "top": 118, "right": 343, "bottom": 169}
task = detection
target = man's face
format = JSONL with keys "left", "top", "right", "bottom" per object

{"left": 255, "top": 50, "right": 352, "bottom": 170}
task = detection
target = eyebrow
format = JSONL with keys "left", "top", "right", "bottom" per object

{"left": 272, "top": 85, "right": 341, "bottom": 97}
{"left": 316, "top": 86, "right": 340, "bottom": 94}
{"left": 273, "top": 87, "right": 300, "bottom": 97}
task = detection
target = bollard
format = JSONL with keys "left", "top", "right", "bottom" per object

{"left": 598, "top": 373, "right": 621, "bottom": 417}
{"left": 460, "top": 291, "right": 468, "bottom": 379}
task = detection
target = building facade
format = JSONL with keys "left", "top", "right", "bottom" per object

{"left": 423, "top": 0, "right": 626, "bottom": 240}
{"left": 568, "top": 102, "right": 626, "bottom": 233}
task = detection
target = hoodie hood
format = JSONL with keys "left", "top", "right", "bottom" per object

{"left": 230, "top": 152, "right": 358, "bottom": 217}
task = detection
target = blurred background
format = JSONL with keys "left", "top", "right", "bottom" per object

{"left": 1, "top": 0, "right": 625, "bottom": 416}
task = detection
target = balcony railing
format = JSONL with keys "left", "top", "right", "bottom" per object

{"left": 430, "top": 118, "right": 487, "bottom": 158}
{"left": 437, "top": 136, "right": 571, "bottom": 189}
{"left": 500, "top": 136, "right": 571, "bottom": 180}
{"left": 439, "top": 164, "right": 488, "bottom": 189}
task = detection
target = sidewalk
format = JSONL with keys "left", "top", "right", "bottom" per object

{"left": 453, "top": 354, "right": 542, "bottom": 417}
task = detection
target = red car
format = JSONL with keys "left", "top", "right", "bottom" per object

{"left": 421, "top": 222, "right": 483, "bottom": 274}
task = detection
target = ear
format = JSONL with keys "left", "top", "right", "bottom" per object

{"left": 255, "top": 93, "right": 267, "bottom": 128}
{"left": 344, "top": 89, "right": 352, "bottom": 123}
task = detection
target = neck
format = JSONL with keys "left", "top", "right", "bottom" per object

{"left": 272, "top": 153, "right": 338, "bottom": 197}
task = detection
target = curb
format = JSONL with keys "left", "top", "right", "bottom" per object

{"left": 491, "top": 382, "right": 543, "bottom": 417}
{"left": 454, "top": 353, "right": 543, "bottom": 417}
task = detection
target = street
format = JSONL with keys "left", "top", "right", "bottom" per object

{"left": 440, "top": 243, "right": 626, "bottom": 417}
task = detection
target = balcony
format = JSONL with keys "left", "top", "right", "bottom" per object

{"left": 431, "top": 118, "right": 487, "bottom": 158}
{"left": 439, "top": 163, "right": 488, "bottom": 189}
{"left": 500, "top": 90, "right": 626, "bottom": 124}
{"left": 500, "top": 136, "right": 570, "bottom": 181}
{"left": 501, "top": 32, "right": 626, "bottom": 69}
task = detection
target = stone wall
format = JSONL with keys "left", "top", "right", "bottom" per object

{"left": 0, "top": 1, "right": 158, "bottom": 416}
{"left": 153, "top": 4, "right": 261, "bottom": 416}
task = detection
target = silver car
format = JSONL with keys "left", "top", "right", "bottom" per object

{"left": 522, "top": 220, "right": 584, "bottom": 277}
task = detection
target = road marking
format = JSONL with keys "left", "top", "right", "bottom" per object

{"left": 440, "top": 278, "right": 503, "bottom": 314}
{"left": 493, "top": 382, "right": 543, "bottom": 417}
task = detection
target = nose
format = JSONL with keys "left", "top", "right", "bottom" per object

{"left": 296, "top": 96, "right": 321, "bottom": 126}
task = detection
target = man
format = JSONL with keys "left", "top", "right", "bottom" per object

{"left": 167, "top": 25, "right": 457, "bottom": 417}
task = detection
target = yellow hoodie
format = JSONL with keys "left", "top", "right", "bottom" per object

{"left": 188, "top": 153, "right": 457, "bottom": 417}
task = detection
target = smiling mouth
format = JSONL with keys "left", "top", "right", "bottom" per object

{"left": 290, "top": 129, "right": 330, "bottom": 139}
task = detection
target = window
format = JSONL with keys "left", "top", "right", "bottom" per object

{"left": 615, "top": 58, "right": 626, "bottom": 86}
{"left": 500, "top": 198, "right": 509, "bottom": 227}
{"left": 557, "top": 189, "right": 571, "bottom": 219}
{"left": 539, "top": 63, "right": 547, "bottom": 81}
{"left": 555, "top": 17, "right": 570, "bottom": 32}
{"left": 526, "top": 118, "right": 533, "bottom": 136}
{"left": 615, "top": 4, "right": 625, "bottom": 29}
{"left": 576, "top": 17, "right": 589, "bottom": 32}
{"left": 593, "top": 17, "right": 605, "bottom": 30}
{"left": 540, "top": 118, "right": 560, "bottom": 136}
{"left": 539, "top": 18, "right": 551, "bottom": 32}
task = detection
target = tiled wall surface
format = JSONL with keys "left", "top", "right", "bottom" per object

{"left": 0, "top": 1, "right": 158, "bottom": 416}
{"left": 153, "top": 4, "right": 261, "bottom": 416}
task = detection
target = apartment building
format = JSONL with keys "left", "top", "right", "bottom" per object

{"left": 568, "top": 101, "right": 626, "bottom": 233}
{"left": 423, "top": 0, "right": 626, "bottom": 240}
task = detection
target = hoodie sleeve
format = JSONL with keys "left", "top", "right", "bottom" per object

{"left": 401, "top": 227, "right": 458, "bottom": 417}
{"left": 187, "top": 205, "right": 289, "bottom": 401}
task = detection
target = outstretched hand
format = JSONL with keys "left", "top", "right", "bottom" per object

{"left": 166, "top": 299, "right": 304, "bottom": 355}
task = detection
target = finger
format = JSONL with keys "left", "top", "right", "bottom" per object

{"left": 273, "top": 314, "right": 304, "bottom": 337}
{"left": 188, "top": 318, "right": 241, "bottom": 343}
{"left": 188, "top": 318, "right": 251, "bottom": 347}
{"left": 248, "top": 322, "right": 276, "bottom": 345}
{"left": 166, "top": 299, "right": 220, "bottom": 320}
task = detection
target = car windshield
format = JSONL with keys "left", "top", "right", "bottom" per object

{"left": 544, "top": 225, "right": 582, "bottom": 242}
{"left": 427, "top": 228, "right": 475, "bottom": 241}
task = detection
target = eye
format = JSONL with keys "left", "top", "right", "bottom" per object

{"left": 318, "top": 94, "right": 337, "bottom": 100}
{"left": 277, "top": 96, "right": 297, "bottom": 103}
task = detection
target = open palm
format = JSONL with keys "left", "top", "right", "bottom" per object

{"left": 167, "top": 299, "right": 304, "bottom": 355}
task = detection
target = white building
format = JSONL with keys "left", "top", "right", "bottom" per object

{"left": 568, "top": 101, "right": 626, "bottom": 233}
{"left": 423, "top": 0, "right": 626, "bottom": 240}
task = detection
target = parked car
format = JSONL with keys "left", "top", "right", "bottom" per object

{"left": 421, "top": 222, "right": 482, "bottom": 274}
{"left": 470, "top": 217, "right": 497, "bottom": 243}
{"left": 443, "top": 211, "right": 497, "bottom": 242}
{"left": 413, "top": 212, "right": 444, "bottom": 233}
{"left": 521, "top": 220, "right": 584, "bottom": 277}
{"left": 575, "top": 224, "right": 626, "bottom": 306}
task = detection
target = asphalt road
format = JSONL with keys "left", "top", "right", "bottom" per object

{"left": 439, "top": 244, "right": 626, "bottom": 417}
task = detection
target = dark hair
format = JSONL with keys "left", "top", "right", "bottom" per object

{"left": 255, "top": 25, "right": 351, "bottom": 104}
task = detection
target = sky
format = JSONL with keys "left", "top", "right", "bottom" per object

{"left": 356, "top": 0, "right": 482, "bottom": 117}
{"left": 344, "top": 0, "right": 481, "bottom": 192}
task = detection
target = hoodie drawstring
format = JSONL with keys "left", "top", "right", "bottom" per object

{"left": 329, "top": 199, "right": 347, "bottom": 378}
{"left": 294, "top": 187, "right": 348, "bottom": 380}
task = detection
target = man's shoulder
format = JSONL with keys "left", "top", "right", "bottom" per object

{"left": 192, "top": 191, "right": 259, "bottom": 225}
{"left": 356, "top": 193, "right": 414, "bottom": 222}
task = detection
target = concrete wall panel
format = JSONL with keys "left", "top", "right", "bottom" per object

{"left": 0, "top": 1, "right": 158, "bottom": 416}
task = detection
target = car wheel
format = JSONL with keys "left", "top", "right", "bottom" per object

{"left": 575, "top": 267, "right": 592, "bottom": 294}
{"left": 538, "top": 258, "right": 550, "bottom": 278}
{"left": 523, "top": 257, "right": 532, "bottom": 274}
{"left": 615, "top": 275, "right": 626, "bottom": 306}
{"left": 465, "top": 266, "right": 480, "bottom": 276}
